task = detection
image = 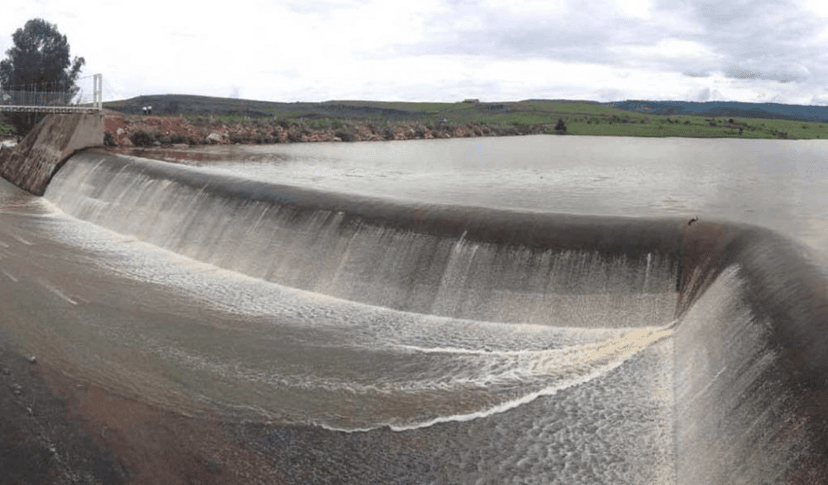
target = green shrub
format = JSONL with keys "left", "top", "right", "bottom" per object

{"left": 130, "top": 130, "right": 157, "bottom": 147}
{"left": 310, "top": 119, "right": 330, "bottom": 130}
{"left": 335, "top": 130, "right": 355, "bottom": 141}
{"left": 169, "top": 134, "right": 189, "bottom": 144}
{"left": 103, "top": 132, "right": 117, "bottom": 147}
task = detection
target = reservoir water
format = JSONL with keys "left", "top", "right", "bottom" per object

{"left": 2, "top": 134, "right": 828, "bottom": 483}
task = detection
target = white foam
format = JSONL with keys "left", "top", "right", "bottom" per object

{"left": 34, "top": 175, "right": 681, "bottom": 431}
{"left": 386, "top": 324, "right": 675, "bottom": 430}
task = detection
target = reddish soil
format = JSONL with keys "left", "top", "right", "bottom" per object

{"left": 103, "top": 113, "right": 547, "bottom": 148}
{"left": 105, "top": 115, "right": 202, "bottom": 147}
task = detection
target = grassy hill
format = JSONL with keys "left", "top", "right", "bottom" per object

{"left": 103, "top": 95, "right": 628, "bottom": 125}
{"left": 607, "top": 100, "right": 828, "bottom": 123}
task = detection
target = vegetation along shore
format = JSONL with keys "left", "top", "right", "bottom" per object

{"left": 107, "top": 96, "right": 828, "bottom": 147}
{"left": 6, "top": 95, "right": 828, "bottom": 147}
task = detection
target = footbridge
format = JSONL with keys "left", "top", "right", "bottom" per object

{"left": 0, "top": 73, "right": 102, "bottom": 113}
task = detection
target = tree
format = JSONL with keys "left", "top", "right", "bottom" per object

{"left": 0, "top": 18, "right": 85, "bottom": 137}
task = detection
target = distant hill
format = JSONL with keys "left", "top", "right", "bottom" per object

{"left": 104, "top": 95, "right": 436, "bottom": 120}
{"left": 605, "top": 100, "right": 828, "bottom": 123}
{"left": 103, "top": 94, "right": 828, "bottom": 125}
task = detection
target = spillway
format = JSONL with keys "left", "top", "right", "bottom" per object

{"left": 46, "top": 151, "right": 683, "bottom": 327}
{"left": 1, "top": 145, "right": 826, "bottom": 482}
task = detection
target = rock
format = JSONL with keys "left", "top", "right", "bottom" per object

{"left": 1, "top": 368, "right": 9, "bottom": 375}
{"left": 206, "top": 132, "right": 223, "bottom": 144}
{"left": 29, "top": 355, "right": 37, "bottom": 364}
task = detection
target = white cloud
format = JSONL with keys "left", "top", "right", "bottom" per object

{"left": 0, "top": 0, "right": 826, "bottom": 105}
{"left": 615, "top": 0, "right": 654, "bottom": 19}
{"left": 608, "top": 39, "right": 722, "bottom": 73}
{"left": 800, "top": 0, "right": 828, "bottom": 17}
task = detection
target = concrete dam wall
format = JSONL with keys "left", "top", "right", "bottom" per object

{"left": 0, "top": 113, "right": 103, "bottom": 195}
{"left": 1, "top": 119, "right": 826, "bottom": 482}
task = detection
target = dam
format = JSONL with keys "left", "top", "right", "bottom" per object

{"left": 0, "top": 116, "right": 827, "bottom": 483}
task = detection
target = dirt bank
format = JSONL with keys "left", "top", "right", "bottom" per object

{"left": 103, "top": 113, "right": 552, "bottom": 147}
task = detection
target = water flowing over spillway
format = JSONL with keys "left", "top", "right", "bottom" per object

{"left": 46, "top": 151, "right": 682, "bottom": 327}
{"left": 1, "top": 140, "right": 827, "bottom": 483}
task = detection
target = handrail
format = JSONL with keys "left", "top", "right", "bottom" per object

{"left": 0, "top": 74, "right": 103, "bottom": 113}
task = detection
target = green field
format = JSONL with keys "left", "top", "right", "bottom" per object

{"left": 344, "top": 101, "right": 828, "bottom": 139}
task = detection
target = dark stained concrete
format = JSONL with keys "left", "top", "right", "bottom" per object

{"left": 0, "top": 114, "right": 103, "bottom": 195}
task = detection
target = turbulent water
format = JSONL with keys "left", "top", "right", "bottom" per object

{"left": 1, "top": 135, "right": 827, "bottom": 483}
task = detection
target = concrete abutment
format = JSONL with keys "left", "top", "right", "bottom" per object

{"left": 0, "top": 113, "right": 103, "bottom": 195}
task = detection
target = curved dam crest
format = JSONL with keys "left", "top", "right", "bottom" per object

{"left": 46, "top": 150, "right": 684, "bottom": 328}
{"left": 0, "top": 116, "right": 827, "bottom": 483}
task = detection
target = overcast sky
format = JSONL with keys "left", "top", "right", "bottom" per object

{"left": 2, "top": 0, "right": 828, "bottom": 104}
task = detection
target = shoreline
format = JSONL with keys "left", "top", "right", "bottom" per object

{"left": 103, "top": 113, "right": 551, "bottom": 147}
{"left": 102, "top": 111, "right": 826, "bottom": 149}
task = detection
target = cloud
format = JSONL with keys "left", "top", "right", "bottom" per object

{"left": 658, "top": 0, "right": 824, "bottom": 77}
{"left": 4, "top": 0, "right": 828, "bottom": 104}
{"left": 395, "top": 0, "right": 648, "bottom": 63}
{"left": 386, "top": 0, "right": 828, "bottom": 100}
{"left": 725, "top": 63, "right": 810, "bottom": 83}
{"left": 592, "top": 88, "right": 627, "bottom": 102}
{"left": 693, "top": 86, "right": 728, "bottom": 102}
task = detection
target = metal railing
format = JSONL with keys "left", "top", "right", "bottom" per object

{"left": 0, "top": 74, "right": 102, "bottom": 113}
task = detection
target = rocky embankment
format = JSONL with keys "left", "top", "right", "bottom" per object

{"left": 103, "top": 113, "right": 552, "bottom": 147}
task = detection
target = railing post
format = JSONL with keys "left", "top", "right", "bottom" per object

{"left": 94, "top": 74, "right": 103, "bottom": 111}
